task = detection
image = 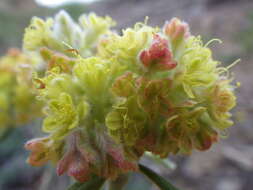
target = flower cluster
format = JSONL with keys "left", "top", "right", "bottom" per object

{"left": 0, "top": 48, "right": 42, "bottom": 134}
{"left": 24, "top": 11, "right": 237, "bottom": 182}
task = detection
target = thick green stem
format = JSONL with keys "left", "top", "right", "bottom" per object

{"left": 139, "top": 164, "right": 180, "bottom": 190}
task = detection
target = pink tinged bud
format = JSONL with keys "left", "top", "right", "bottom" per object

{"left": 25, "top": 138, "right": 47, "bottom": 150}
{"left": 107, "top": 146, "right": 138, "bottom": 171}
{"left": 196, "top": 130, "right": 218, "bottom": 151}
{"left": 164, "top": 18, "right": 190, "bottom": 41}
{"left": 139, "top": 34, "right": 177, "bottom": 71}
{"left": 57, "top": 147, "right": 91, "bottom": 182}
{"left": 56, "top": 133, "right": 94, "bottom": 182}
{"left": 25, "top": 137, "right": 51, "bottom": 166}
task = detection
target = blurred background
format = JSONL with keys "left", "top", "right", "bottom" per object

{"left": 0, "top": 0, "right": 253, "bottom": 189}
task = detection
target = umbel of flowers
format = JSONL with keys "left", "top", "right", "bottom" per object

{"left": 0, "top": 48, "right": 42, "bottom": 134}
{"left": 24, "top": 11, "right": 237, "bottom": 182}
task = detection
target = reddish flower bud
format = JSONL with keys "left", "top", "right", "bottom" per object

{"left": 57, "top": 148, "right": 91, "bottom": 182}
{"left": 139, "top": 34, "right": 177, "bottom": 71}
{"left": 25, "top": 137, "right": 51, "bottom": 166}
{"left": 107, "top": 146, "right": 138, "bottom": 171}
{"left": 195, "top": 130, "right": 218, "bottom": 151}
{"left": 56, "top": 133, "right": 94, "bottom": 182}
{"left": 164, "top": 17, "right": 190, "bottom": 41}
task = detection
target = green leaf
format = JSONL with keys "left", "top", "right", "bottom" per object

{"left": 67, "top": 176, "right": 105, "bottom": 190}
{"left": 139, "top": 164, "right": 180, "bottom": 190}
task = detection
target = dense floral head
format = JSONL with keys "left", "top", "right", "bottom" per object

{"left": 24, "top": 12, "right": 237, "bottom": 182}
{"left": 0, "top": 48, "right": 42, "bottom": 132}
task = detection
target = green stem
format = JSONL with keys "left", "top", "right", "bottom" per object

{"left": 139, "top": 164, "right": 180, "bottom": 190}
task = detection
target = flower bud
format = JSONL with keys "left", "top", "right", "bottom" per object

{"left": 140, "top": 34, "right": 177, "bottom": 71}
{"left": 56, "top": 133, "right": 93, "bottom": 182}
{"left": 164, "top": 17, "right": 190, "bottom": 42}
{"left": 25, "top": 137, "right": 52, "bottom": 166}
